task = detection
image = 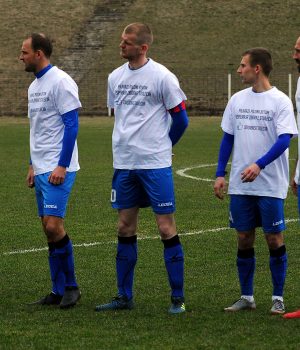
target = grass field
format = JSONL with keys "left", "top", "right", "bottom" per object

{"left": 1, "top": 117, "right": 300, "bottom": 349}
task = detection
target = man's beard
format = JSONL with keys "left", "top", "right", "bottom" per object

{"left": 295, "top": 60, "right": 300, "bottom": 73}
{"left": 25, "top": 63, "right": 36, "bottom": 73}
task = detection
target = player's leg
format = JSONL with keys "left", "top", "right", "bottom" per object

{"left": 140, "top": 167, "right": 185, "bottom": 313}
{"left": 96, "top": 170, "right": 140, "bottom": 311}
{"left": 115, "top": 207, "right": 138, "bottom": 302}
{"left": 30, "top": 171, "right": 80, "bottom": 308}
{"left": 155, "top": 213, "right": 185, "bottom": 314}
{"left": 44, "top": 216, "right": 80, "bottom": 309}
{"left": 42, "top": 217, "right": 65, "bottom": 304}
{"left": 225, "top": 195, "right": 257, "bottom": 312}
{"left": 260, "top": 196, "right": 287, "bottom": 314}
{"left": 29, "top": 176, "right": 65, "bottom": 305}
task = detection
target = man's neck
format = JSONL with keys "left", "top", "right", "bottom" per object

{"left": 128, "top": 57, "right": 149, "bottom": 70}
{"left": 252, "top": 76, "right": 272, "bottom": 93}
{"left": 35, "top": 60, "right": 51, "bottom": 75}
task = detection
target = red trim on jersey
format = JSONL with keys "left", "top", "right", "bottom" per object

{"left": 169, "top": 101, "right": 186, "bottom": 113}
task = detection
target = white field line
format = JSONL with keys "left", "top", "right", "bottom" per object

{"left": 2, "top": 218, "right": 298, "bottom": 256}
{"left": 176, "top": 163, "right": 219, "bottom": 182}
{"left": 2, "top": 162, "right": 298, "bottom": 256}
{"left": 175, "top": 160, "right": 296, "bottom": 182}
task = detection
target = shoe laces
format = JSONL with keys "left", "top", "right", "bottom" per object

{"left": 273, "top": 299, "right": 284, "bottom": 309}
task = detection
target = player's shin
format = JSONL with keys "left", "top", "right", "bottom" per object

{"left": 116, "top": 235, "right": 137, "bottom": 300}
{"left": 237, "top": 248, "right": 256, "bottom": 297}
{"left": 269, "top": 245, "right": 287, "bottom": 297}
{"left": 163, "top": 235, "right": 184, "bottom": 298}
{"left": 54, "top": 234, "right": 78, "bottom": 288}
{"left": 48, "top": 242, "right": 65, "bottom": 296}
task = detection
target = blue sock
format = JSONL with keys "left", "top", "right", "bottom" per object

{"left": 116, "top": 235, "right": 137, "bottom": 300}
{"left": 237, "top": 248, "right": 256, "bottom": 296}
{"left": 48, "top": 242, "right": 65, "bottom": 296}
{"left": 54, "top": 234, "right": 78, "bottom": 288}
{"left": 163, "top": 235, "right": 184, "bottom": 298}
{"left": 269, "top": 245, "right": 287, "bottom": 296}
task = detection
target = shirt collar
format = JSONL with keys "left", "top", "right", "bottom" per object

{"left": 35, "top": 64, "right": 53, "bottom": 78}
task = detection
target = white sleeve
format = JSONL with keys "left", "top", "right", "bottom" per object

{"left": 276, "top": 97, "right": 298, "bottom": 138}
{"left": 161, "top": 72, "right": 187, "bottom": 110}
{"left": 54, "top": 77, "right": 82, "bottom": 115}
{"left": 221, "top": 98, "right": 234, "bottom": 135}
{"left": 107, "top": 74, "right": 115, "bottom": 108}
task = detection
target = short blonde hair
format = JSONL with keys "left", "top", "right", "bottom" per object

{"left": 124, "top": 23, "right": 153, "bottom": 45}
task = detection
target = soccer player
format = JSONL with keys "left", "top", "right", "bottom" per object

{"left": 95, "top": 23, "right": 188, "bottom": 314}
{"left": 284, "top": 36, "right": 300, "bottom": 319}
{"left": 214, "top": 48, "right": 298, "bottom": 314}
{"left": 20, "top": 33, "right": 81, "bottom": 308}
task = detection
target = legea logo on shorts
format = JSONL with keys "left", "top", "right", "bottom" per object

{"left": 272, "top": 219, "right": 283, "bottom": 226}
{"left": 44, "top": 204, "right": 58, "bottom": 209}
{"left": 158, "top": 202, "right": 173, "bottom": 207}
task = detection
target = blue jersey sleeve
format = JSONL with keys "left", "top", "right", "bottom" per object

{"left": 58, "top": 109, "right": 79, "bottom": 168}
{"left": 168, "top": 101, "right": 189, "bottom": 146}
{"left": 216, "top": 132, "right": 234, "bottom": 177}
{"left": 255, "top": 133, "right": 291, "bottom": 169}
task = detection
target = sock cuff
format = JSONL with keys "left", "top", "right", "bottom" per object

{"left": 237, "top": 248, "right": 255, "bottom": 259}
{"left": 118, "top": 235, "right": 137, "bottom": 244}
{"left": 54, "top": 234, "right": 70, "bottom": 249}
{"left": 269, "top": 245, "right": 286, "bottom": 257}
{"left": 162, "top": 234, "right": 180, "bottom": 248}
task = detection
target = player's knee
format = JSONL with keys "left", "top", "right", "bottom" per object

{"left": 44, "top": 219, "right": 62, "bottom": 238}
{"left": 238, "top": 232, "right": 254, "bottom": 249}
{"left": 266, "top": 234, "right": 283, "bottom": 250}
{"left": 118, "top": 221, "right": 136, "bottom": 236}
{"left": 158, "top": 223, "right": 174, "bottom": 240}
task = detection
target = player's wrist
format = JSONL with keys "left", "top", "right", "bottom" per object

{"left": 215, "top": 170, "right": 227, "bottom": 177}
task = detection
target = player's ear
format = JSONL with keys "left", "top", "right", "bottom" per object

{"left": 255, "top": 64, "right": 261, "bottom": 74}
{"left": 140, "top": 43, "right": 148, "bottom": 54}
{"left": 35, "top": 49, "right": 43, "bottom": 59}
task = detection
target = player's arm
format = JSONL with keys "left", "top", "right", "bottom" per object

{"left": 291, "top": 157, "right": 299, "bottom": 196}
{"left": 48, "top": 108, "right": 79, "bottom": 185}
{"left": 168, "top": 101, "right": 189, "bottom": 146}
{"left": 241, "top": 133, "right": 292, "bottom": 183}
{"left": 214, "top": 132, "right": 234, "bottom": 200}
{"left": 26, "top": 159, "right": 34, "bottom": 188}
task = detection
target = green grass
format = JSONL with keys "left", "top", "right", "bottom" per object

{"left": 1, "top": 117, "right": 300, "bottom": 349}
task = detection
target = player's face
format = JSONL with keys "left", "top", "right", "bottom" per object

{"left": 293, "top": 37, "right": 300, "bottom": 73}
{"left": 237, "top": 54, "right": 257, "bottom": 84}
{"left": 119, "top": 32, "right": 142, "bottom": 61}
{"left": 19, "top": 38, "right": 39, "bottom": 73}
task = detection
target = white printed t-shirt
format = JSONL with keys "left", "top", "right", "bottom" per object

{"left": 28, "top": 66, "right": 82, "bottom": 175}
{"left": 108, "top": 59, "right": 187, "bottom": 169}
{"left": 221, "top": 86, "right": 298, "bottom": 199}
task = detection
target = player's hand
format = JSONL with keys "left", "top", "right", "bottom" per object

{"left": 214, "top": 177, "right": 227, "bottom": 200}
{"left": 290, "top": 179, "right": 298, "bottom": 196}
{"left": 26, "top": 165, "right": 35, "bottom": 188}
{"left": 241, "top": 163, "right": 261, "bottom": 183}
{"left": 48, "top": 166, "right": 67, "bottom": 185}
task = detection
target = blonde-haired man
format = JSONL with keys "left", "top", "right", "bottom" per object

{"left": 95, "top": 23, "right": 188, "bottom": 314}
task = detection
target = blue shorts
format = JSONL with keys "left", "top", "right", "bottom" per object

{"left": 111, "top": 167, "right": 175, "bottom": 214}
{"left": 229, "top": 195, "right": 285, "bottom": 234}
{"left": 34, "top": 171, "right": 77, "bottom": 218}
